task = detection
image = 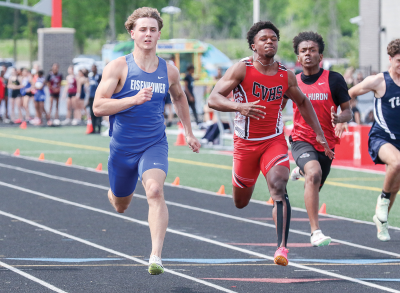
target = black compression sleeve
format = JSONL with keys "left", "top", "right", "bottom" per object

{"left": 328, "top": 71, "right": 351, "bottom": 106}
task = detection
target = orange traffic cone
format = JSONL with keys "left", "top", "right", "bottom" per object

{"left": 86, "top": 118, "right": 93, "bottom": 134}
{"left": 38, "top": 153, "right": 44, "bottom": 161}
{"left": 95, "top": 163, "right": 102, "bottom": 171}
{"left": 65, "top": 157, "right": 72, "bottom": 165}
{"left": 216, "top": 185, "right": 225, "bottom": 195}
{"left": 174, "top": 122, "right": 186, "bottom": 146}
{"left": 13, "top": 149, "right": 20, "bottom": 156}
{"left": 171, "top": 177, "right": 180, "bottom": 186}
{"left": 266, "top": 197, "right": 274, "bottom": 205}
{"left": 19, "top": 121, "right": 27, "bottom": 129}
{"left": 318, "top": 203, "right": 327, "bottom": 214}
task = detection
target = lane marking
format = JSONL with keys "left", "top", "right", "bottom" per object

{"left": 228, "top": 243, "right": 340, "bottom": 247}
{"left": 161, "top": 259, "right": 266, "bottom": 264}
{"left": 6, "top": 258, "right": 123, "bottom": 263}
{"left": 292, "top": 259, "right": 400, "bottom": 264}
{"left": 0, "top": 184, "right": 399, "bottom": 292}
{"left": 0, "top": 260, "right": 67, "bottom": 293}
{"left": 248, "top": 217, "right": 338, "bottom": 221}
{"left": 0, "top": 210, "right": 236, "bottom": 293}
{"left": 0, "top": 165, "right": 399, "bottom": 259}
{"left": 203, "top": 278, "right": 338, "bottom": 283}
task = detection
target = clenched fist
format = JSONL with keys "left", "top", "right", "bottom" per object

{"left": 133, "top": 87, "right": 153, "bottom": 105}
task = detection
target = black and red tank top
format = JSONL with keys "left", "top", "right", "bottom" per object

{"left": 233, "top": 58, "right": 289, "bottom": 140}
{"left": 292, "top": 69, "right": 339, "bottom": 151}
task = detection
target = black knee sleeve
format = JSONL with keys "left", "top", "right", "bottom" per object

{"left": 275, "top": 194, "right": 291, "bottom": 247}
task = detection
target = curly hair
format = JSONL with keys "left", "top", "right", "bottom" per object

{"left": 125, "top": 7, "right": 163, "bottom": 33}
{"left": 387, "top": 39, "right": 400, "bottom": 57}
{"left": 293, "top": 31, "right": 325, "bottom": 55}
{"left": 247, "top": 21, "right": 280, "bottom": 51}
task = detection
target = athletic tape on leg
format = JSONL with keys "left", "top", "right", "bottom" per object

{"left": 285, "top": 194, "right": 291, "bottom": 244}
{"left": 276, "top": 200, "right": 283, "bottom": 247}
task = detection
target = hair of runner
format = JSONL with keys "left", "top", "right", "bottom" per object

{"left": 247, "top": 21, "right": 280, "bottom": 51}
{"left": 292, "top": 31, "right": 325, "bottom": 55}
{"left": 125, "top": 7, "right": 164, "bottom": 32}
{"left": 387, "top": 39, "right": 400, "bottom": 57}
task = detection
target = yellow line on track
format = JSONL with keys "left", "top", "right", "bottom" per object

{"left": 0, "top": 132, "right": 233, "bottom": 170}
{"left": 299, "top": 178, "right": 386, "bottom": 193}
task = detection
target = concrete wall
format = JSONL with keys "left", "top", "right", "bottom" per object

{"left": 359, "top": 0, "right": 380, "bottom": 73}
{"left": 37, "top": 28, "right": 75, "bottom": 77}
{"left": 380, "top": 0, "right": 400, "bottom": 72}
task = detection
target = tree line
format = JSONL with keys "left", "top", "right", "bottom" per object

{"left": 0, "top": 0, "right": 358, "bottom": 63}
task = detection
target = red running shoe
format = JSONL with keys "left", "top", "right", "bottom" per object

{"left": 274, "top": 247, "right": 289, "bottom": 266}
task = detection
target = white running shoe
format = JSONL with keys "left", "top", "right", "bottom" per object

{"left": 53, "top": 119, "right": 61, "bottom": 126}
{"left": 373, "top": 215, "right": 391, "bottom": 241}
{"left": 71, "top": 119, "right": 79, "bottom": 126}
{"left": 375, "top": 195, "right": 390, "bottom": 223}
{"left": 290, "top": 166, "right": 303, "bottom": 181}
{"left": 148, "top": 255, "right": 164, "bottom": 275}
{"left": 61, "top": 118, "right": 71, "bottom": 125}
{"left": 101, "top": 128, "right": 110, "bottom": 137}
{"left": 310, "top": 229, "right": 331, "bottom": 247}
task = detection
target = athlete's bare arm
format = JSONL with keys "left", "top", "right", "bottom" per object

{"left": 349, "top": 73, "right": 386, "bottom": 99}
{"left": 93, "top": 57, "right": 153, "bottom": 117}
{"left": 167, "top": 63, "right": 201, "bottom": 153}
{"left": 285, "top": 70, "right": 334, "bottom": 159}
{"left": 208, "top": 62, "right": 266, "bottom": 119}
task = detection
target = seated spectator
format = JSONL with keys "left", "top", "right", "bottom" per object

{"left": 201, "top": 121, "right": 230, "bottom": 145}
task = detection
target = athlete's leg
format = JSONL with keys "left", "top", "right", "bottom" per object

{"left": 49, "top": 96, "right": 54, "bottom": 119}
{"left": 232, "top": 186, "right": 255, "bottom": 209}
{"left": 108, "top": 189, "right": 133, "bottom": 213}
{"left": 142, "top": 169, "right": 168, "bottom": 258}
{"left": 267, "top": 165, "right": 290, "bottom": 247}
{"left": 303, "top": 160, "right": 322, "bottom": 232}
{"left": 54, "top": 97, "right": 59, "bottom": 119}
{"left": 378, "top": 143, "right": 400, "bottom": 211}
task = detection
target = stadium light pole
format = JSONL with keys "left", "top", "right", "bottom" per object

{"left": 161, "top": 6, "right": 181, "bottom": 39}
{"left": 253, "top": 0, "right": 260, "bottom": 24}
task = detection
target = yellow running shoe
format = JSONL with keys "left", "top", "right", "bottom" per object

{"left": 148, "top": 255, "right": 164, "bottom": 275}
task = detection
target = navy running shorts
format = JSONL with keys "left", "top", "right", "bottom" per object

{"left": 108, "top": 140, "right": 169, "bottom": 197}
{"left": 368, "top": 131, "right": 400, "bottom": 164}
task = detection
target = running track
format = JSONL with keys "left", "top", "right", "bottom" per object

{"left": 0, "top": 153, "right": 400, "bottom": 292}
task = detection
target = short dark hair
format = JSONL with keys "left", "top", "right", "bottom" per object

{"left": 187, "top": 64, "right": 194, "bottom": 71}
{"left": 38, "top": 70, "right": 44, "bottom": 76}
{"left": 387, "top": 39, "right": 400, "bottom": 57}
{"left": 293, "top": 31, "right": 325, "bottom": 55}
{"left": 247, "top": 21, "right": 280, "bottom": 51}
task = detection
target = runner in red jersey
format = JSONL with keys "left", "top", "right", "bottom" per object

{"left": 287, "top": 32, "right": 352, "bottom": 247}
{"left": 208, "top": 21, "right": 333, "bottom": 266}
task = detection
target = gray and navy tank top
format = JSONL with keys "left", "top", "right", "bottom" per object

{"left": 109, "top": 54, "right": 169, "bottom": 153}
{"left": 372, "top": 71, "right": 400, "bottom": 140}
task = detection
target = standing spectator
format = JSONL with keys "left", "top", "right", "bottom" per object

{"left": 1, "top": 66, "right": 9, "bottom": 123}
{"left": 184, "top": 64, "right": 199, "bottom": 125}
{"left": 0, "top": 67, "right": 8, "bottom": 122}
{"left": 343, "top": 67, "right": 355, "bottom": 88}
{"left": 62, "top": 65, "right": 77, "bottom": 125}
{"left": 47, "top": 63, "right": 63, "bottom": 125}
{"left": 350, "top": 97, "right": 361, "bottom": 124}
{"left": 7, "top": 68, "right": 23, "bottom": 123}
{"left": 354, "top": 72, "right": 364, "bottom": 85}
{"left": 74, "top": 69, "right": 89, "bottom": 125}
{"left": 34, "top": 70, "right": 46, "bottom": 125}
{"left": 88, "top": 64, "right": 102, "bottom": 133}
{"left": 20, "top": 68, "right": 33, "bottom": 122}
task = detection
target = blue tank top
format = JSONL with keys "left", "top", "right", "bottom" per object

{"left": 371, "top": 71, "right": 400, "bottom": 140}
{"left": 109, "top": 54, "right": 169, "bottom": 153}
{"left": 35, "top": 77, "right": 45, "bottom": 96}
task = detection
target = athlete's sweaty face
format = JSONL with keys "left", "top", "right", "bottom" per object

{"left": 297, "top": 41, "right": 322, "bottom": 69}
{"left": 389, "top": 54, "right": 400, "bottom": 75}
{"left": 252, "top": 29, "right": 278, "bottom": 58}
{"left": 131, "top": 17, "right": 161, "bottom": 50}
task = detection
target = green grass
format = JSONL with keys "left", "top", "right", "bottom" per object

{"left": 0, "top": 126, "right": 398, "bottom": 228}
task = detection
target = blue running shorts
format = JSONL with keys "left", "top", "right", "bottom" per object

{"left": 108, "top": 140, "right": 168, "bottom": 197}
{"left": 368, "top": 130, "right": 400, "bottom": 164}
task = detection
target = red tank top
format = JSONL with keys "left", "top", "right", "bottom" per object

{"left": 291, "top": 70, "right": 339, "bottom": 151}
{"left": 67, "top": 75, "right": 77, "bottom": 94}
{"left": 233, "top": 58, "right": 289, "bottom": 140}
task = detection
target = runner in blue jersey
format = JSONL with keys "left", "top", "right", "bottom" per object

{"left": 347, "top": 39, "right": 400, "bottom": 242}
{"left": 93, "top": 7, "right": 201, "bottom": 275}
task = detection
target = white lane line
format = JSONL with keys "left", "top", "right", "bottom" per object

{"left": 0, "top": 163, "right": 400, "bottom": 257}
{"left": 0, "top": 157, "right": 395, "bottom": 230}
{"left": 0, "top": 210, "right": 236, "bottom": 293}
{"left": 0, "top": 182, "right": 399, "bottom": 293}
{"left": 0, "top": 260, "right": 67, "bottom": 293}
